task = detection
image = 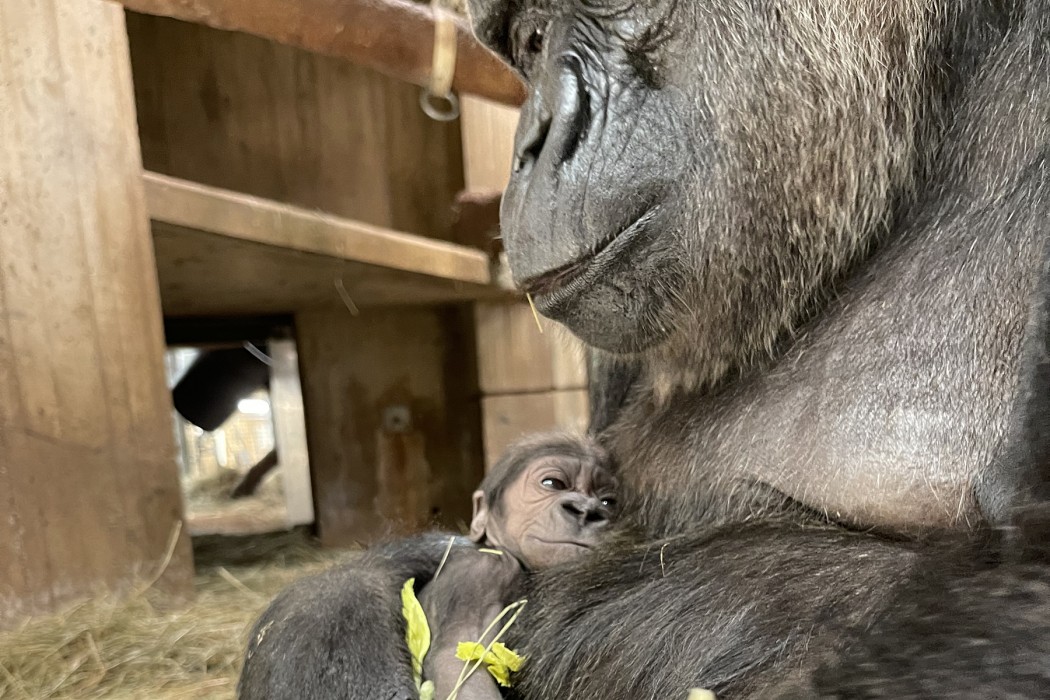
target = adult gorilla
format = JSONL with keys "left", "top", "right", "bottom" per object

{"left": 239, "top": 1, "right": 1050, "bottom": 698}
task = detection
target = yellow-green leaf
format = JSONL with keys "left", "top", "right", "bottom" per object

{"left": 455, "top": 641, "right": 526, "bottom": 687}
{"left": 401, "top": 578, "right": 431, "bottom": 689}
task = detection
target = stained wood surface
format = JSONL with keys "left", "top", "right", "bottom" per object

{"left": 146, "top": 173, "right": 512, "bottom": 315}
{"left": 474, "top": 302, "right": 589, "bottom": 394}
{"left": 118, "top": 0, "right": 525, "bottom": 106}
{"left": 0, "top": 0, "right": 191, "bottom": 625}
{"left": 481, "top": 391, "right": 590, "bottom": 469}
{"left": 460, "top": 96, "right": 521, "bottom": 192}
{"left": 296, "top": 308, "right": 484, "bottom": 546}
{"left": 126, "top": 12, "right": 467, "bottom": 241}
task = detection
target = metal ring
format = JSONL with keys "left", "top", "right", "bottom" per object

{"left": 419, "top": 89, "right": 460, "bottom": 122}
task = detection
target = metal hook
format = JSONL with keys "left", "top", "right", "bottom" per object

{"left": 419, "top": 88, "right": 460, "bottom": 122}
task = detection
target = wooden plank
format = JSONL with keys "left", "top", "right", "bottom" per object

{"left": 126, "top": 13, "right": 469, "bottom": 240}
{"left": 151, "top": 224, "right": 511, "bottom": 316}
{"left": 296, "top": 307, "right": 484, "bottom": 546}
{"left": 117, "top": 0, "right": 525, "bottom": 106}
{"left": 145, "top": 172, "right": 493, "bottom": 285}
{"left": 460, "top": 96, "right": 520, "bottom": 192}
{"left": 269, "top": 339, "right": 314, "bottom": 527}
{"left": 0, "top": 0, "right": 191, "bottom": 626}
{"left": 481, "top": 391, "right": 590, "bottom": 469}
{"left": 474, "top": 302, "right": 589, "bottom": 394}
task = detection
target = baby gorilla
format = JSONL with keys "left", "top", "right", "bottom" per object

{"left": 417, "top": 432, "right": 616, "bottom": 700}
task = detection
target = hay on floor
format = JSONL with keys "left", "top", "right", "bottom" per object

{"left": 0, "top": 529, "right": 356, "bottom": 700}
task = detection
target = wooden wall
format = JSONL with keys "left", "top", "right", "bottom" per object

{"left": 296, "top": 307, "right": 483, "bottom": 546}
{"left": 125, "top": 12, "right": 465, "bottom": 241}
{"left": 459, "top": 97, "right": 591, "bottom": 468}
{"left": 0, "top": 0, "right": 192, "bottom": 625}
{"left": 125, "top": 12, "right": 486, "bottom": 544}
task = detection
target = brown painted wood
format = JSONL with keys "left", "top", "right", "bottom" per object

{"left": 0, "top": 0, "right": 192, "bottom": 626}
{"left": 296, "top": 307, "right": 484, "bottom": 546}
{"left": 145, "top": 174, "right": 514, "bottom": 316}
{"left": 118, "top": 0, "right": 525, "bottom": 106}
{"left": 474, "top": 302, "right": 589, "bottom": 394}
{"left": 145, "top": 172, "right": 494, "bottom": 284}
{"left": 125, "top": 12, "right": 469, "bottom": 241}
{"left": 481, "top": 390, "right": 590, "bottom": 469}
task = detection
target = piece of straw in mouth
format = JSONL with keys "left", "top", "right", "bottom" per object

{"left": 526, "top": 293, "right": 544, "bottom": 333}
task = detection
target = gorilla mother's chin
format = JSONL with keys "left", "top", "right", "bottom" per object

{"left": 492, "top": 2, "right": 693, "bottom": 354}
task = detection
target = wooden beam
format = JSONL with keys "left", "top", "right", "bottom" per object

{"left": 144, "top": 172, "right": 494, "bottom": 285}
{"left": 116, "top": 0, "right": 526, "bottom": 106}
{"left": 0, "top": 0, "right": 192, "bottom": 626}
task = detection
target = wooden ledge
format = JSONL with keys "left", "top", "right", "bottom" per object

{"left": 116, "top": 0, "right": 526, "bottom": 106}
{"left": 145, "top": 172, "right": 514, "bottom": 316}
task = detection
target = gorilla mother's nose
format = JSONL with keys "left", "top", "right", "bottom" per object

{"left": 513, "top": 59, "right": 590, "bottom": 174}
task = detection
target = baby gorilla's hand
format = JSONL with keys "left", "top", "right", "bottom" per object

{"left": 420, "top": 547, "right": 524, "bottom": 640}
{"left": 418, "top": 548, "right": 524, "bottom": 700}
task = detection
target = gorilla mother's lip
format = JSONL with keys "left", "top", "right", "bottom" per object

{"left": 519, "top": 206, "right": 661, "bottom": 300}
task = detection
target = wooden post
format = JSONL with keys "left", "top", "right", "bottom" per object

{"left": 0, "top": 0, "right": 192, "bottom": 626}
{"left": 459, "top": 97, "right": 592, "bottom": 468}
{"left": 296, "top": 307, "right": 483, "bottom": 546}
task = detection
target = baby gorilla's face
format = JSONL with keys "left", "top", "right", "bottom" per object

{"left": 473, "top": 445, "right": 618, "bottom": 569}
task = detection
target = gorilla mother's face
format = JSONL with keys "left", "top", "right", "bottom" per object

{"left": 470, "top": 0, "right": 929, "bottom": 367}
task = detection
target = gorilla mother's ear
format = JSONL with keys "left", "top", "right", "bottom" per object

{"left": 469, "top": 489, "right": 491, "bottom": 543}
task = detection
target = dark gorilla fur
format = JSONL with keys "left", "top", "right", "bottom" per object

{"left": 239, "top": 1, "right": 1050, "bottom": 698}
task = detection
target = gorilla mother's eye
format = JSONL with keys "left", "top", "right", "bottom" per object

{"left": 541, "top": 476, "right": 568, "bottom": 491}
{"left": 601, "top": 498, "right": 616, "bottom": 508}
{"left": 510, "top": 11, "right": 550, "bottom": 74}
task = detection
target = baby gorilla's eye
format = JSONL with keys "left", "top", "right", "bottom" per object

{"left": 541, "top": 477, "right": 568, "bottom": 490}
{"left": 601, "top": 498, "right": 616, "bottom": 509}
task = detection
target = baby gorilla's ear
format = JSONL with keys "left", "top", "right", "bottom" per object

{"left": 469, "top": 489, "right": 490, "bottom": 543}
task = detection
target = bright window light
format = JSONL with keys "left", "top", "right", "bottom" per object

{"left": 238, "top": 398, "right": 271, "bottom": 416}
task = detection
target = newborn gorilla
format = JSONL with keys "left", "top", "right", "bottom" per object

{"left": 237, "top": 432, "right": 614, "bottom": 700}
{"left": 419, "top": 432, "right": 616, "bottom": 699}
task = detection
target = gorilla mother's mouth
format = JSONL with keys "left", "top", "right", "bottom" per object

{"left": 518, "top": 206, "right": 662, "bottom": 299}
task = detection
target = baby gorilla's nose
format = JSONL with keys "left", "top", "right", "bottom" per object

{"left": 561, "top": 497, "right": 608, "bottom": 527}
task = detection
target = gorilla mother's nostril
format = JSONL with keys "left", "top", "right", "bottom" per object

{"left": 512, "top": 59, "right": 590, "bottom": 175}
{"left": 514, "top": 114, "right": 550, "bottom": 174}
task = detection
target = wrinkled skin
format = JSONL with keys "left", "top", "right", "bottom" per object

{"left": 418, "top": 433, "right": 615, "bottom": 700}
{"left": 238, "top": 433, "right": 615, "bottom": 700}
{"left": 469, "top": 439, "right": 616, "bottom": 569}
{"left": 238, "top": 1, "right": 1050, "bottom": 698}
{"left": 472, "top": 0, "right": 1047, "bottom": 534}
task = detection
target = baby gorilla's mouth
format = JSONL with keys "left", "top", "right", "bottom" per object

{"left": 518, "top": 205, "right": 662, "bottom": 300}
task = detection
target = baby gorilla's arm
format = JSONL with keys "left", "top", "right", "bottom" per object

{"left": 419, "top": 548, "right": 524, "bottom": 700}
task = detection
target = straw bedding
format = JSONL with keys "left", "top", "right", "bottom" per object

{"left": 0, "top": 530, "right": 355, "bottom": 700}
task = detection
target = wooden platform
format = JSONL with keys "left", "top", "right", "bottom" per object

{"left": 146, "top": 172, "right": 514, "bottom": 316}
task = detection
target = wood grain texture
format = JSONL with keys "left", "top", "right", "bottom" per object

{"left": 118, "top": 0, "right": 525, "bottom": 106}
{"left": 296, "top": 307, "right": 485, "bottom": 546}
{"left": 147, "top": 175, "right": 515, "bottom": 316}
{"left": 474, "top": 302, "right": 589, "bottom": 394}
{"left": 481, "top": 391, "right": 590, "bottom": 469}
{"left": 459, "top": 96, "right": 521, "bottom": 192}
{"left": 126, "top": 12, "right": 468, "bottom": 240}
{"left": 145, "top": 172, "right": 493, "bottom": 285}
{"left": 0, "top": 0, "right": 191, "bottom": 626}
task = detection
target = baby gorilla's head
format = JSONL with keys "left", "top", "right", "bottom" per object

{"left": 469, "top": 433, "right": 617, "bottom": 569}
